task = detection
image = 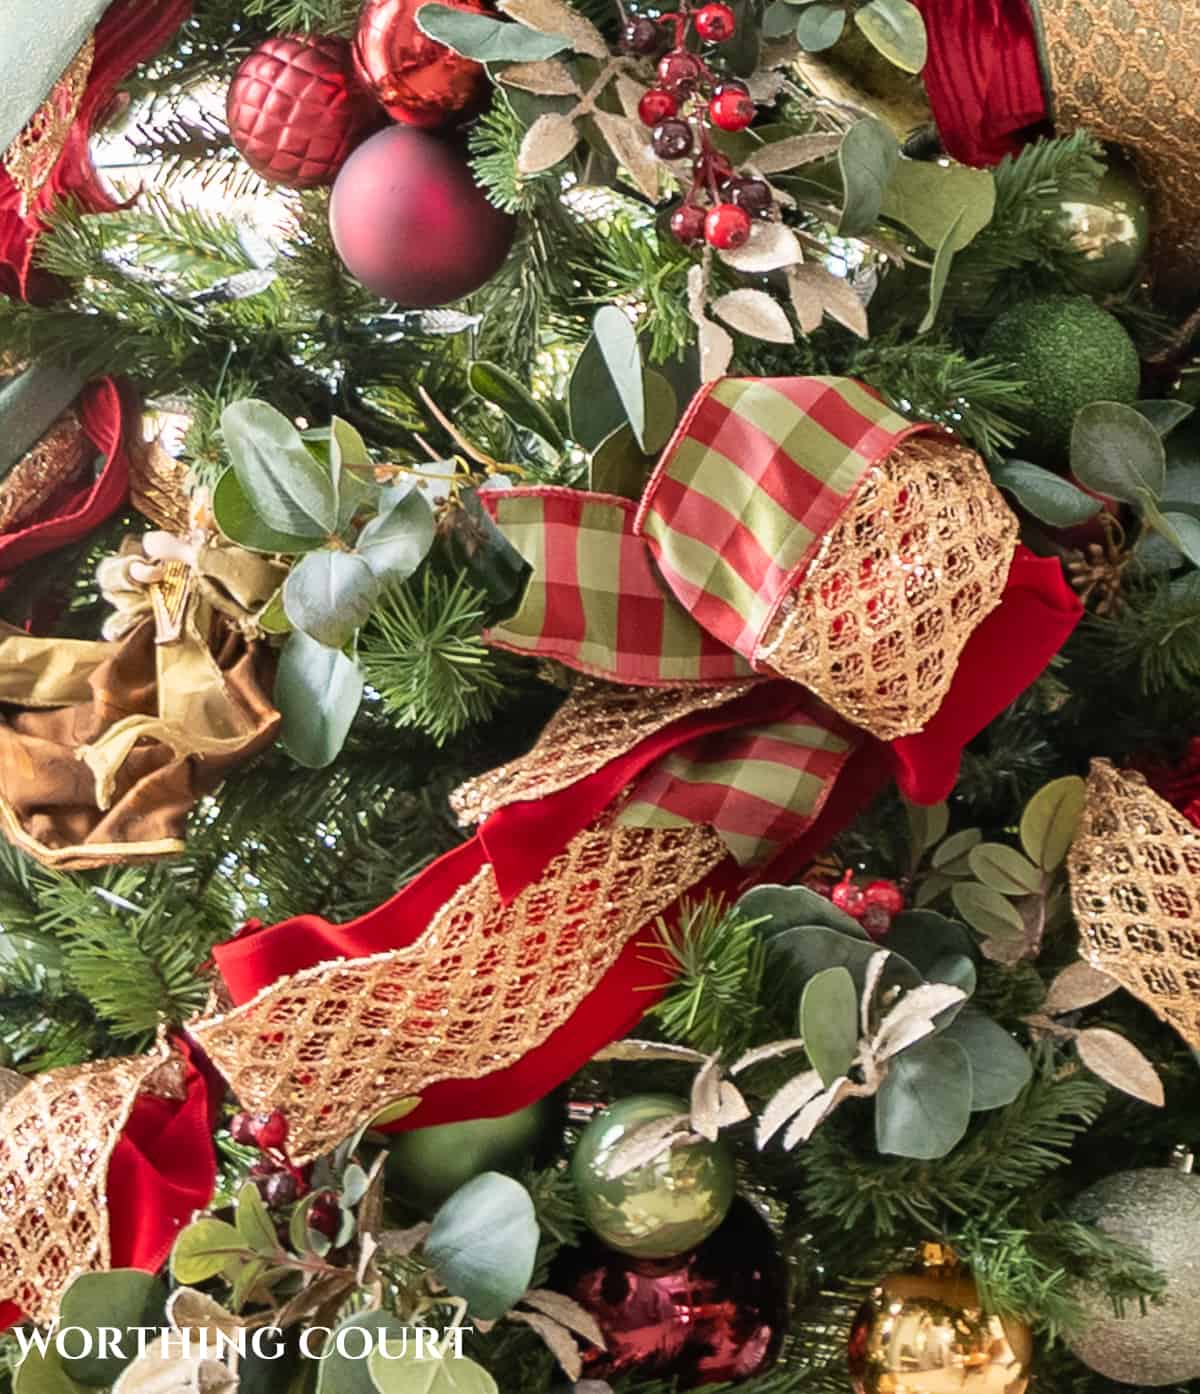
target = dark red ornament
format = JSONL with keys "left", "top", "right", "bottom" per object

{"left": 255, "top": 1110, "right": 289, "bottom": 1150}
{"left": 732, "top": 177, "right": 773, "bottom": 217}
{"left": 554, "top": 1200, "right": 786, "bottom": 1387}
{"left": 704, "top": 203, "right": 751, "bottom": 250}
{"left": 670, "top": 202, "right": 707, "bottom": 245}
{"left": 620, "top": 17, "right": 663, "bottom": 55}
{"left": 638, "top": 89, "right": 678, "bottom": 127}
{"left": 709, "top": 88, "right": 755, "bottom": 133}
{"left": 225, "top": 34, "right": 381, "bottom": 188}
{"left": 330, "top": 126, "right": 515, "bottom": 306}
{"left": 354, "top": 0, "right": 489, "bottom": 128}
{"left": 864, "top": 879, "right": 904, "bottom": 916}
{"left": 652, "top": 118, "right": 694, "bottom": 160}
{"left": 259, "top": 1171, "right": 299, "bottom": 1208}
{"left": 657, "top": 50, "right": 704, "bottom": 92}
{"left": 693, "top": 3, "right": 737, "bottom": 42}
{"left": 830, "top": 869, "right": 868, "bottom": 919}
{"left": 307, "top": 1190, "right": 342, "bottom": 1239}
{"left": 230, "top": 1112, "right": 259, "bottom": 1146}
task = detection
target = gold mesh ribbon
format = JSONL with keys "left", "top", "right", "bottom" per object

{"left": 191, "top": 817, "right": 725, "bottom": 1162}
{"left": 0, "top": 410, "right": 89, "bottom": 532}
{"left": 1038, "top": 0, "right": 1200, "bottom": 292}
{"left": 0, "top": 1044, "right": 179, "bottom": 1325}
{"left": 2, "top": 36, "right": 95, "bottom": 215}
{"left": 754, "top": 436, "right": 1017, "bottom": 740}
{"left": 451, "top": 678, "right": 756, "bottom": 828}
{"left": 1068, "top": 759, "right": 1200, "bottom": 1049}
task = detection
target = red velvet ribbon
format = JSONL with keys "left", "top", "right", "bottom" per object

{"left": 0, "top": 0, "right": 192, "bottom": 303}
{"left": 0, "top": 1036, "right": 219, "bottom": 1330}
{"left": 211, "top": 547, "right": 1081, "bottom": 1130}
{"left": 913, "top": 0, "right": 1049, "bottom": 167}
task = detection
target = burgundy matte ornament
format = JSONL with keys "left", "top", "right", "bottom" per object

{"left": 330, "top": 126, "right": 515, "bottom": 307}
{"left": 226, "top": 34, "right": 381, "bottom": 188}
{"left": 354, "top": 0, "right": 490, "bottom": 128}
{"left": 554, "top": 1200, "right": 787, "bottom": 1387}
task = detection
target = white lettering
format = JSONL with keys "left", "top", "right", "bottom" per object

{"left": 300, "top": 1326, "right": 332, "bottom": 1360}
{"left": 335, "top": 1325, "right": 372, "bottom": 1361}
{"left": 375, "top": 1331, "right": 409, "bottom": 1361}
{"left": 413, "top": 1328, "right": 439, "bottom": 1360}
{"left": 11, "top": 1327, "right": 54, "bottom": 1360}
{"left": 55, "top": 1328, "right": 92, "bottom": 1360}
{"left": 250, "top": 1328, "right": 286, "bottom": 1361}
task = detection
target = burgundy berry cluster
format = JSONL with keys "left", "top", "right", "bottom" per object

{"left": 230, "top": 1108, "right": 340, "bottom": 1240}
{"left": 620, "top": 3, "right": 773, "bottom": 251}
{"left": 829, "top": 870, "right": 905, "bottom": 941}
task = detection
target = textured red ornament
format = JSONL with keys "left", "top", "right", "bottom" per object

{"left": 329, "top": 126, "right": 515, "bottom": 307}
{"left": 555, "top": 1200, "right": 786, "bottom": 1387}
{"left": 354, "top": 0, "right": 490, "bottom": 128}
{"left": 226, "top": 34, "right": 381, "bottom": 188}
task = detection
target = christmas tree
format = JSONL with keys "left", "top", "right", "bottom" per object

{"left": 1, "top": 1, "right": 1199, "bottom": 1392}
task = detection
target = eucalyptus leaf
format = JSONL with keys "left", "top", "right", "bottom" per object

{"left": 589, "top": 424, "right": 652, "bottom": 500}
{"left": 795, "top": 2, "right": 845, "bottom": 51}
{"left": 837, "top": 117, "right": 899, "bottom": 237}
{"left": 1135, "top": 400, "right": 1194, "bottom": 437}
{"left": 641, "top": 370, "right": 679, "bottom": 455}
{"left": 931, "top": 827, "right": 982, "bottom": 870}
{"left": 875, "top": 1036, "right": 972, "bottom": 1158}
{"left": 884, "top": 911, "right": 978, "bottom": 976}
{"left": 13, "top": 1349, "right": 88, "bottom": 1394}
{"left": 357, "top": 485, "right": 435, "bottom": 584}
{"left": 1159, "top": 510, "right": 1200, "bottom": 568}
{"left": 1019, "top": 775, "right": 1087, "bottom": 871}
{"left": 283, "top": 548, "right": 379, "bottom": 649}
{"left": 941, "top": 1007, "right": 1032, "bottom": 1110}
{"left": 236, "top": 1180, "right": 280, "bottom": 1257}
{"left": 212, "top": 468, "right": 320, "bottom": 555}
{"left": 918, "top": 207, "right": 964, "bottom": 334}
{"left": 967, "top": 843, "right": 1043, "bottom": 895}
{"left": 426, "top": 1173, "right": 538, "bottom": 1320}
{"left": 853, "top": 0, "right": 927, "bottom": 72}
{"left": 415, "top": 4, "right": 569, "bottom": 60}
{"left": 951, "top": 883, "right": 1026, "bottom": 943}
{"left": 880, "top": 158, "right": 993, "bottom": 252}
{"left": 737, "top": 883, "right": 869, "bottom": 941}
{"left": 800, "top": 966, "right": 859, "bottom": 1086}
{"left": 593, "top": 306, "right": 647, "bottom": 451}
{"left": 171, "top": 1219, "right": 245, "bottom": 1285}
{"left": 58, "top": 1271, "right": 167, "bottom": 1387}
{"left": 275, "top": 630, "right": 364, "bottom": 769}
{"left": 369, "top": 1344, "right": 499, "bottom": 1394}
{"left": 991, "top": 459, "right": 1102, "bottom": 527}
{"left": 905, "top": 799, "right": 949, "bottom": 857}
{"left": 569, "top": 333, "right": 626, "bottom": 450}
{"left": 767, "top": 925, "right": 922, "bottom": 1004}
{"left": 316, "top": 1312, "right": 410, "bottom": 1394}
{"left": 221, "top": 399, "right": 338, "bottom": 538}
{"left": 469, "top": 361, "right": 566, "bottom": 450}
{"left": 762, "top": 0, "right": 798, "bottom": 38}
{"left": 1071, "top": 401, "right": 1166, "bottom": 505}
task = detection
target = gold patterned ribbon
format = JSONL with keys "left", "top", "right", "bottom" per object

{"left": 2, "top": 36, "right": 95, "bottom": 215}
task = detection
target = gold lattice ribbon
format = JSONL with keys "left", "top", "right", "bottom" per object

{"left": 2, "top": 36, "right": 95, "bottom": 215}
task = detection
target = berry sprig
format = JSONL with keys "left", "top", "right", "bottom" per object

{"left": 829, "top": 869, "right": 906, "bottom": 941}
{"left": 623, "top": 3, "right": 775, "bottom": 251}
{"left": 230, "top": 1108, "right": 312, "bottom": 1208}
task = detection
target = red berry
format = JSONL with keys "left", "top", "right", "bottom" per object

{"left": 652, "top": 118, "right": 694, "bottom": 160}
{"left": 230, "top": 1112, "right": 259, "bottom": 1146}
{"left": 620, "top": 17, "right": 663, "bottom": 54}
{"left": 308, "top": 1191, "right": 341, "bottom": 1240}
{"left": 693, "top": 2, "right": 736, "bottom": 41}
{"left": 657, "top": 49, "right": 704, "bottom": 92}
{"left": 704, "top": 202, "right": 752, "bottom": 250}
{"left": 259, "top": 1171, "right": 299, "bottom": 1208}
{"left": 693, "top": 148, "right": 733, "bottom": 188}
{"left": 864, "top": 879, "right": 905, "bottom": 916}
{"left": 669, "top": 202, "right": 708, "bottom": 245}
{"left": 254, "top": 1110, "right": 288, "bottom": 1151}
{"left": 830, "top": 869, "right": 868, "bottom": 919}
{"left": 638, "top": 88, "right": 678, "bottom": 127}
{"left": 732, "top": 176, "right": 773, "bottom": 217}
{"left": 709, "top": 88, "right": 755, "bottom": 133}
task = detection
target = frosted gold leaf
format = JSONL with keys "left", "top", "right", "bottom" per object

{"left": 698, "top": 318, "right": 734, "bottom": 382}
{"left": 521, "top": 1290, "right": 606, "bottom": 1348}
{"left": 789, "top": 263, "right": 868, "bottom": 337}
{"left": 755, "top": 436, "right": 1018, "bottom": 738}
{"left": 498, "top": 0, "right": 608, "bottom": 57}
{"left": 788, "top": 272, "right": 824, "bottom": 335}
{"left": 614, "top": 76, "right": 648, "bottom": 121}
{"left": 593, "top": 111, "right": 660, "bottom": 201}
{"left": 1068, "top": 760, "right": 1200, "bottom": 1049}
{"left": 518, "top": 112, "right": 580, "bottom": 174}
{"left": 500, "top": 58, "right": 581, "bottom": 94}
{"left": 1042, "top": 960, "right": 1118, "bottom": 1016}
{"left": 711, "top": 288, "right": 794, "bottom": 344}
{"left": 745, "top": 69, "right": 788, "bottom": 104}
{"left": 510, "top": 1311, "right": 583, "bottom": 1381}
{"left": 749, "top": 133, "right": 843, "bottom": 174}
{"left": 1075, "top": 1028, "right": 1165, "bottom": 1107}
{"left": 718, "top": 222, "right": 803, "bottom": 273}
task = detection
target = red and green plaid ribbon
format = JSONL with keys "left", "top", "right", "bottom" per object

{"left": 635, "top": 376, "right": 923, "bottom": 662}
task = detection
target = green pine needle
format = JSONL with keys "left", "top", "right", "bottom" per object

{"left": 359, "top": 572, "right": 513, "bottom": 745}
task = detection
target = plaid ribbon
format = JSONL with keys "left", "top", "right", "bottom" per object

{"left": 617, "top": 694, "right": 856, "bottom": 865}
{"left": 478, "top": 376, "right": 923, "bottom": 865}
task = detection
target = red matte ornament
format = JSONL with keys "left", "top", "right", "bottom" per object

{"left": 555, "top": 1199, "right": 786, "bottom": 1386}
{"left": 329, "top": 126, "right": 515, "bottom": 306}
{"left": 226, "top": 34, "right": 381, "bottom": 188}
{"left": 354, "top": 0, "right": 490, "bottom": 128}
{"left": 704, "top": 202, "right": 751, "bottom": 249}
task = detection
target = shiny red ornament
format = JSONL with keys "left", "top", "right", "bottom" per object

{"left": 693, "top": 3, "right": 737, "bottom": 42}
{"left": 657, "top": 49, "right": 704, "bottom": 92}
{"left": 639, "top": 88, "right": 678, "bottom": 128}
{"left": 254, "top": 1110, "right": 289, "bottom": 1150}
{"left": 555, "top": 1200, "right": 786, "bottom": 1387}
{"left": 831, "top": 869, "right": 868, "bottom": 918}
{"left": 704, "top": 203, "right": 751, "bottom": 250}
{"left": 225, "top": 34, "right": 381, "bottom": 188}
{"left": 354, "top": 0, "right": 489, "bottom": 128}
{"left": 670, "top": 202, "right": 707, "bottom": 245}
{"left": 709, "top": 88, "right": 755, "bottom": 133}
{"left": 330, "top": 126, "right": 515, "bottom": 307}
{"left": 864, "top": 879, "right": 905, "bottom": 915}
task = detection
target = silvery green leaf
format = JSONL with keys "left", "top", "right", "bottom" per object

{"left": 756, "top": 1068, "right": 824, "bottom": 1147}
{"left": 872, "top": 984, "right": 966, "bottom": 1061}
{"left": 593, "top": 1039, "right": 708, "bottom": 1064}
{"left": 781, "top": 1076, "right": 853, "bottom": 1148}
{"left": 730, "top": 1036, "right": 808, "bottom": 1074}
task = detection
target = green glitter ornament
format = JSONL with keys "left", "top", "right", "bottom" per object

{"left": 570, "top": 1094, "right": 735, "bottom": 1260}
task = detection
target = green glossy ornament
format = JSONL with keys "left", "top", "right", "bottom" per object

{"left": 385, "top": 1097, "right": 555, "bottom": 1213}
{"left": 570, "top": 1094, "right": 735, "bottom": 1260}
{"left": 1065, "top": 1157, "right": 1200, "bottom": 1386}
{"left": 1057, "top": 160, "right": 1150, "bottom": 294}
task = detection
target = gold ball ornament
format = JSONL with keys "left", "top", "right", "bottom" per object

{"left": 848, "top": 1269, "right": 1032, "bottom": 1394}
{"left": 1056, "top": 157, "right": 1151, "bottom": 294}
{"left": 1037, "top": 0, "right": 1200, "bottom": 295}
